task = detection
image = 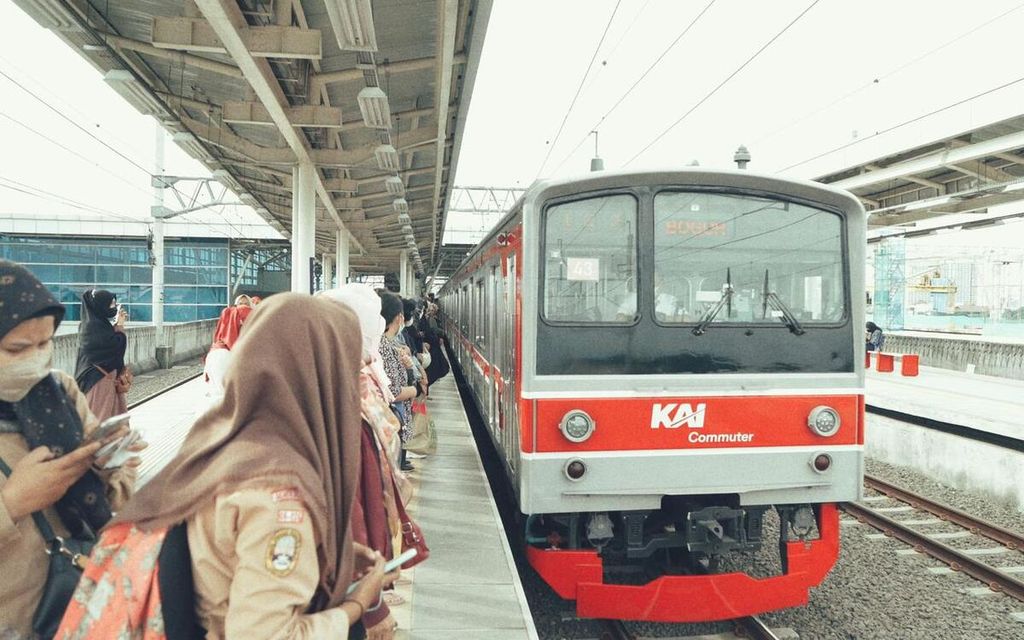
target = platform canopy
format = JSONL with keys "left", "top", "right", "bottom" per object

{"left": 815, "top": 114, "right": 1024, "bottom": 230}
{"left": 14, "top": 0, "right": 492, "bottom": 276}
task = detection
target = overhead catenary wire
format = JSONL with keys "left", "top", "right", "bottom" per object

{"left": 0, "top": 176, "right": 143, "bottom": 222}
{"left": 534, "top": 0, "right": 623, "bottom": 180}
{"left": 778, "top": 72, "right": 1024, "bottom": 173}
{"left": 551, "top": 0, "right": 717, "bottom": 175}
{"left": 754, "top": 1, "right": 1024, "bottom": 147}
{"left": 624, "top": 0, "right": 822, "bottom": 167}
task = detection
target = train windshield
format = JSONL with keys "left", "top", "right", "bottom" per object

{"left": 653, "top": 191, "right": 845, "bottom": 326}
{"left": 543, "top": 194, "right": 638, "bottom": 323}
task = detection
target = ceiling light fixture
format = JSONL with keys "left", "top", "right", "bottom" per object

{"left": 357, "top": 87, "right": 391, "bottom": 129}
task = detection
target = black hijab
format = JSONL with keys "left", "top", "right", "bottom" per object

{"left": 74, "top": 289, "right": 127, "bottom": 394}
{"left": 0, "top": 260, "right": 112, "bottom": 536}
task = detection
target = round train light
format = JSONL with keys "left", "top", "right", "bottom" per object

{"left": 807, "top": 406, "right": 841, "bottom": 437}
{"left": 811, "top": 453, "right": 832, "bottom": 473}
{"left": 564, "top": 459, "right": 587, "bottom": 481}
{"left": 559, "top": 410, "right": 595, "bottom": 443}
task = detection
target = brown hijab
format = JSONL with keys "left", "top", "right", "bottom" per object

{"left": 114, "top": 293, "right": 363, "bottom": 609}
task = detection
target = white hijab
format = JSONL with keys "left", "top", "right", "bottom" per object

{"left": 319, "top": 284, "right": 394, "bottom": 403}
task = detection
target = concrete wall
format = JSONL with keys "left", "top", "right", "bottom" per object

{"left": 887, "top": 332, "right": 1024, "bottom": 380}
{"left": 53, "top": 320, "right": 217, "bottom": 376}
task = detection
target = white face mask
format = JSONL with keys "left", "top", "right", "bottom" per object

{"left": 0, "top": 345, "right": 52, "bottom": 403}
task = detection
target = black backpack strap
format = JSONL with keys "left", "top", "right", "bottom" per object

{"left": 0, "top": 455, "right": 60, "bottom": 545}
{"left": 158, "top": 522, "right": 206, "bottom": 640}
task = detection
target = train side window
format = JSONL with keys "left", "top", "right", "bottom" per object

{"left": 542, "top": 194, "right": 638, "bottom": 323}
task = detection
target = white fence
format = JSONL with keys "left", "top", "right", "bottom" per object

{"left": 52, "top": 320, "right": 217, "bottom": 376}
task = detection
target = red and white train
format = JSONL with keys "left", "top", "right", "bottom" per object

{"left": 438, "top": 169, "right": 865, "bottom": 622}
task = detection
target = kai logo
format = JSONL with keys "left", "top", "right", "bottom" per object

{"left": 650, "top": 403, "right": 706, "bottom": 429}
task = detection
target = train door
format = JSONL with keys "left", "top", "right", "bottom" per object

{"left": 487, "top": 265, "right": 499, "bottom": 435}
{"left": 503, "top": 252, "right": 519, "bottom": 478}
{"left": 473, "top": 278, "right": 486, "bottom": 413}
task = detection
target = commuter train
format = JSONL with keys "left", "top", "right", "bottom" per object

{"left": 438, "top": 169, "right": 865, "bottom": 622}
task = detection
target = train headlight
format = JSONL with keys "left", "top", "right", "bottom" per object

{"left": 559, "top": 410, "right": 595, "bottom": 443}
{"left": 807, "top": 406, "right": 841, "bottom": 437}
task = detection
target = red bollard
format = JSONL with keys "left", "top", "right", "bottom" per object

{"left": 876, "top": 353, "right": 895, "bottom": 373}
{"left": 901, "top": 354, "right": 919, "bottom": 377}
{"left": 864, "top": 351, "right": 872, "bottom": 369}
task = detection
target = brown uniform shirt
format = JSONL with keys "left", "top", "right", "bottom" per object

{"left": 0, "top": 370, "right": 135, "bottom": 639}
{"left": 187, "top": 486, "right": 351, "bottom": 639}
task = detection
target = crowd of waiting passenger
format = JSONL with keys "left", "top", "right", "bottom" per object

{"left": 0, "top": 258, "right": 449, "bottom": 639}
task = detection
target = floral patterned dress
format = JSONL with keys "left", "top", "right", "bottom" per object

{"left": 378, "top": 338, "right": 411, "bottom": 442}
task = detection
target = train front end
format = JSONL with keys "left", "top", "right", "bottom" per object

{"left": 518, "top": 170, "right": 865, "bottom": 622}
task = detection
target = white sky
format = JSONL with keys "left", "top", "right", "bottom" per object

{"left": 4, "top": 0, "right": 1024, "bottom": 245}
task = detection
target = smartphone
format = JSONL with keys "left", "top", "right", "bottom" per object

{"left": 345, "top": 548, "right": 418, "bottom": 595}
{"left": 99, "top": 429, "right": 141, "bottom": 469}
{"left": 82, "top": 413, "right": 131, "bottom": 446}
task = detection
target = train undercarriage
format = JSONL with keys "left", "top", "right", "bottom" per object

{"left": 524, "top": 498, "right": 839, "bottom": 622}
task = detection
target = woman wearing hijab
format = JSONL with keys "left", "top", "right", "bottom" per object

{"left": 377, "top": 292, "right": 418, "bottom": 472}
{"left": 420, "top": 303, "right": 450, "bottom": 385}
{"left": 0, "top": 260, "right": 140, "bottom": 638}
{"left": 321, "top": 284, "right": 407, "bottom": 639}
{"left": 203, "top": 296, "right": 254, "bottom": 394}
{"left": 85, "top": 293, "right": 393, "bottom": 637}
{"left": 74, "top": 289, "right": 129, "bottom": 422}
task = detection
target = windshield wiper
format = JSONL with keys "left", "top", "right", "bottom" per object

{"left": 761, "top": 269, "right": 805, "bottom": 335}
{"left": 692, "top": 268, "right": 734, "bottom": 335}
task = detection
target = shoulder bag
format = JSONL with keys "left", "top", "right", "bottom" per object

{"left": 0, "top": 457, "right": 94, "bottom": 640}
{"left": 95, "top": 364, "right": 133, "bottom": 395}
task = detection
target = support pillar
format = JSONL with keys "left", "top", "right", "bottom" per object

{"left": 290, "top": 161, "right": 316, "bottom": 293}
{"left": 336, "top": 229, "right": 349, "bottom": 285}
{"left": 400, "top": 251, "right": 410, "bottom": 296}
{"left": 322, "top": 254, "right": 334, "bottom": 290}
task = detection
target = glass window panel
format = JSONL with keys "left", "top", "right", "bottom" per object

{"left": 165, "top": 267, "right": 198, "bottom": 285}
{"left": 196, "top": 267, "right": 228, "bottom": 286}
{"left": 96, "top": 265, "right": 130, "bottom": 283}
{"left": 130, "top": 266, "right": 152, "bottom": 284}
{"left": 196, "top": 305, "right": 222, "bottom": 320}
{"left": 60, "top": 265, "right": 95, "bottom": 282}
{"left": 7, "top": 244, "right": 59, "bottom": 263}
{"left": 59, "top": 286, "right": 83, "bottom": 304}
{"left": 165, "top": 286, "right": 197, "bottom": 304}
{"left": 653, "top": 192, "right": 846, "bottom": 325}
{"left": 543, "top": 194, "right": 638, "bottom": 323}
{"left": 165, "top": 305, "right": 197, "bottom": 322}
{"left": 124, "top": 304, "right": 151, "bottom": 322}
{"left": 196, "top": 287, "right": 227, "bottom": 305}
{"left": 128, "top": 286, "right": 152, "bottom": 304}
{"left": 26, "top": 264, "right": 61, "bottom": 282}
{"left": 58, "top": 244, "right": 97, "bottom": 264}
{"left": 62, "top": 305, "right": 80, "bottom": 321}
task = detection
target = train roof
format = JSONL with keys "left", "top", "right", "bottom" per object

{"left": 440, "top": 168, "right": 864, "bottom": 290}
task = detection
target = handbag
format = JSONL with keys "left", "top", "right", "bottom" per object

{"left": 405, "top": 402, "right": 436, "bottom": 456}
{"left": 95, "top": 364, "right": 133, "bottom": 395}
{"left": 0, "top": 457, "right": 94, "bottom": 640}
{"left": 389, "top": 471, "right": 429, "bottom": 569}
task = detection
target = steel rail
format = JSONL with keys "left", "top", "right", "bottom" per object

{"left": 864, "top": 474, "right": 1024, "bottom": 551}
{"left": 840, "top": 501, "right": 1024, "bottom": 603}
{"left": 733, "top": 616, "right": 785, "bottom": 640}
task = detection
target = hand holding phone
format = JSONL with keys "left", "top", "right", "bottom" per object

{"left": 82, "top": 413, "right": 131, "bottom": 446}
{"left": 345, "top": 548, "right": 417, "bottom": 596}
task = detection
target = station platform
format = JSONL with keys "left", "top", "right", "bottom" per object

{"left": 129, "top": 371, "right": 538, "bottom": 639}
{"left": 865, "top": 363, "right": 1024, "bottom": 511}
{"left": 865, "top": 364, "right": 1024, "bottom": 442}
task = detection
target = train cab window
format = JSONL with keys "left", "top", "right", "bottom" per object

{"left": 542, "top": 194, "right": 638, "bottom": 323}
{"left": 653, "top": 192, "right": 845, "bottom": 326}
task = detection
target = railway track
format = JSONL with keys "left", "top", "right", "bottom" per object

{"left": 600, "top": 615, "right": 786, "bottom": 640}
{"left": 841, "top": 474, "right": 1024, "bottom": 603}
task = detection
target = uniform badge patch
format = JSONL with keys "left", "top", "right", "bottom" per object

{"left": 271, "top": 488, "right": 301, "bottom": 503}
{"left": 266, "top": 529, "right": 302, "bottom": 577}
{"left": 277, "top": 510, "right": 305, "bottom": 524}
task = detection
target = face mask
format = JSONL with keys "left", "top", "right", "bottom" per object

{"left": 0, "top": 345, "right": 52, "bottom": 403}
